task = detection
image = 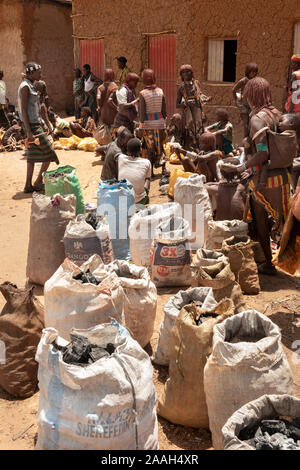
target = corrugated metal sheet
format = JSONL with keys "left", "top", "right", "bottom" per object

{"left": 294, "top": 23, "right": 300, "bottom": 54}
{"left": 208, "top": 39, "right": 224, "bottom": 81}
{"left": 80, "top": 39, "right": 105, "bottom": 81}
{"left": 149, "top": 35, "right": 177, "bottom": 117}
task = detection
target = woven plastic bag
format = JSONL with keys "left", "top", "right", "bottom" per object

{"left": 44, "top": 255, "right": 125, "bottom": 341}
{"left": 97, "top": 179, "right": 135, "bottom": 261}
{"left": 64, "top": 214, "right": 114, "bottom": 266}
{"left": 77, "top": 137, "right": 99, "bottom": 152}
{"left": 105, "top": 260, "right": 157, "bottom": 347}
{"left": 223, "top": 394, "right": 300, "bottom": 450}
{"left": 174, "top": 174, "right": 213, "bottom": 249}
{"left": 43, "top": 165, "right": 85, "bottom": 215}
{"left": 26, "top": 193, "right": 76, "bottom": 286}
{"left": 149, "top": 216, "right": 192, "bottom": 287}
{"left": 128, "top": 203, "right": 181, "bottom": 266}
{"left": 152, "top": 287, "right": 217, "bottom": 366}
{"left": 204, "top": 310, "right": 293, "bottom": 449}
{"left": 158, "top": 298, "right": 234, "bottom": 428}
{"left": 35, "top": 323, "right": 159, "bottom": 450}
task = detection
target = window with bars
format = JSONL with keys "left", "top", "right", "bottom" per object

{"left": 207, "top": 39, "right": 237, "bottom": 83}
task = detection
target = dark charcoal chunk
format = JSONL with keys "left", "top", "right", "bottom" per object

{"left": 260, "top": 420, "right": 287, "bottom": 436}
{"left": 85, "top": 210, "right": 103, "bottom": 230}
{"left": 89, "top": 346, "right": 109, "bottom": 362}
{"left": 73, "top": 270, "right": 100, "bottom": 285}
{"left": 63, "top": 333, "right": 92, "bottom": 365}
{"left": 106, "top": 343, "right": 116, "bottom": 355}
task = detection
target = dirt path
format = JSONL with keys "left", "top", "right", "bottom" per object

{"left": 0, "top": 149, "right": 299, "bottom": 450}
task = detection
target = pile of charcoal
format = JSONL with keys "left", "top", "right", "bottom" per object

{"left": 73, "top": 270, "right": 100, "bottom": 285}
{"left": 239, "top": 418, "right": 300, "bottom": 450}
{"left": 52, "top": 333, "right": 116, "bottom": 367}
{"left": 85, "top": 210, "right": 103, "bottom": 230}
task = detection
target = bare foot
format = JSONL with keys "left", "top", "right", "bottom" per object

{"left": 23, "top": 186, "right": 35, "bottom": 193}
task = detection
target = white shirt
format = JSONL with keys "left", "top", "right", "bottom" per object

{"left": 0, "top": 80, "right": 6, "bottom": 105}
{"left": 84, "top": 74, "right": 94, "bottom": 92}
{"left": 116, "top": 87, "right": 128, "bottom": 105}
{"left": 118, "top": 154, "right": 151, "bottom": 202}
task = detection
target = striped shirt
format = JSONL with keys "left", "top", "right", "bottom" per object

{"left": 139, "top": 87, "right": 166, "bottom": 130}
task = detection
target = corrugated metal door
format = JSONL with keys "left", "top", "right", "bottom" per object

{"left": 148, "top": 35, "right": 177, "bottom": 117}
{"left": 80, "top": 39, "right": 105, "bottom": 80}
{"left": 208, "top": 39, "right": 224, "bottom": 81}
{"left": 294, "top": 23, "right": 300, "bottom": 54}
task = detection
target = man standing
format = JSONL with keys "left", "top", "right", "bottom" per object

{"left": 18, "top": 62, "right": 59, "bottom": 193}
{"left": 97, "top": 69, "right": 118, "bottom": 127}
{"left": 113, "top": 73, "right": 139, "bottom": 134}
{"left": 0, "top": 70, "right": 9, "bottom": 129}
{"left": 100, "top": 126, "right": 132, "bottom": 181}
{"left": 116, "top": 57, "right": 131, "bottom": 86}
{"left": 118, "top": 137, "right": 151, "bottom": 205}
{"left": 285, "top": 55, "right": 300, "bottom": 116}
{"left": 82, "top": 64, "right": 102, "bottom": 121}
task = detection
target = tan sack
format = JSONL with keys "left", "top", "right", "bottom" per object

{"left": 104, "top": 260, "right": 157, "bottom": 347}
{"left": 158, "top": 298, "right": 234, "bottom": 429}
{"left": 44, "top": 254, "right": 125, "bottom": 341}
{"left": 191, "top": 260, "right": 246, "bottom": 314}
{"left": 221, "top": 235, "right": 260, "bottom": 294}
{"left": 206, "top": 219, "right": 248, "bottom": 250}
{"left": 204, "top": 310, "right": 294, "bottom": 449}
{"left": 0, "top": 282, "right": 44, "bottom": 398}
{"left": 26, "top": 193, "right": 76, "bottom": 285}
{"left": 222, "top": 394, "right": 300, "bottom": 450}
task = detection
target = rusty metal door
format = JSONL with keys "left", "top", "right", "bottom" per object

{"left": 80, "top": 39, "right": 105, "bottom": 81}
{"left": 148, "top": 35, "right": 177, "bottom": 117}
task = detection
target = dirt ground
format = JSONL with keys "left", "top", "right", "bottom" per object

{"left": 0, "top": 148, "right": 299, "bottom": 450}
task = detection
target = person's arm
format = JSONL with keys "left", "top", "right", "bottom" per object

{"left": 232, "top": 78, "right": 244, "bottom": 106}
{"left": 40, "top": 103, "right": 52, "bottom": 134}
{"left": 288, "top": 73, "right": 296, "bottom": 113}
{"left": 197, "top": 150, "right": 222, "bottom": 163}
{"left": 97, "top": 86, "right": 102, "bottom": 111}
{"left": 108, "top": 90, "right": 118, "bottom": 111}
{"left": 20, "top": 85, "right": 34, "bottom": 142}
{"left": 138, "top": 93, "right": 146, "bottom": 123}
{"left": 205, "top": 122, "right": 218, "bottom": 132}
{"left": 176, "top": 86, "right": 186, "bottom": 109}
{"left": 162, "top": 95, "right": 167, "bottom": 119}
{"left": 144, "top": 161, "right": 152, "bottom": 192}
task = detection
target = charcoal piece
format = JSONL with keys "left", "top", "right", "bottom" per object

{"left": 260, "top": 420, "right": 287, "bottom": 436}
{"left": 85, "top": 210, "right": 102, "bottom": 230}
{"left": 51, "top": 340, "right": 68, "bottom": 354}
{"left": 244, "top": 438, "right": 256, "bottom": 448}
{"left": 239, "top": 425, "right": 257, "bottom": 441}
{"left": 73, "top": 270, "right": 100, "bottom": 285}
{"left": 286, "top": 422, "right": 300, "bottom": 441}
{"left": 63, "top": 333, "right": 92, "bottom": 365}
{"left": 159, "top": 175, "right": 170, "bottom": 187}
{"left": 89, "top": 346, "right": 109, "bottom": 362}
{"left": 106, "top": 343, "right": 116, "bottom": 355}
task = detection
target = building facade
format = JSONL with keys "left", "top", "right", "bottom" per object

{"left": 0, "top": 0, "right": 73, "bottom": 112}
{"left": 72, "top": 0, "right": 300, "bottom": 141}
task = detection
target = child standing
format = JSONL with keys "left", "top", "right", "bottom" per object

{"left": 232, "top": 62, "right": 258, "bottom": 137}
{"left": 205, "top": 108, "right": 233, "bottom": 156}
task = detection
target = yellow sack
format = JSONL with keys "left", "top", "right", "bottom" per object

{"left": 77, "top": 137, "right": 98, "bottom": 152}
{"left": 59, "top": 136, "right": 80, "bottom": 150}
{"left": 163, "top": 143, "right": 172, "bottom": 160}
{"left": 53, "top": 141, "right": 64, "bottom": 150}
{"left": 169, "top": 152, "right": 184, "bottom": 164}
{"left": 168, "top": 169, "right": 193, "bottom": 198}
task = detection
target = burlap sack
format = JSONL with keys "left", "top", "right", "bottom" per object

{"left": 0, "top": 282, "right": 44, "bottom": 398}
{"left": 191, "top": 261, "right": 246, "bottom": 314}
{"left": 222, "top": 394, "right": 300, "bottom": 450}
{"left": 204, "top": 310, "right": 294, "bottom": 449}
{"left": 26, "top": 193, "right": 76, "bottom": 285}
{"left": 192, "top": 248, "right": 228, "bottom": 268}
{"left": 206, "top": 220, "right": 248, "bottom": 250}
{"left": 158, "top": 298, "right": 234, "bottom": 429}
{"left": 221, "top": 235, "right": 260, "bottom": 295}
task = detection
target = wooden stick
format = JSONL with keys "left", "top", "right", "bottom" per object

{"left": 12, "top": 423, "right": 34, "bottom": 441}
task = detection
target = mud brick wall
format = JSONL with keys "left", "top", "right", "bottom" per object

{"left": 73, "top": 0, "right": 300, "bottom": 143}
{"left": 0, "top": 0, "right": 73, "bottom": 113}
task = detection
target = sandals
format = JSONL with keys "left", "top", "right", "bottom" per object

{"left": 258, "top": 262, "right": 277, "bottom": 276}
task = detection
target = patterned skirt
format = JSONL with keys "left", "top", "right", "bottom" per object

{"left": 142, "top": 129, "right": 167, "bottom": 160}
{"left": 25, "top": 123, "right": 59, "bottom": 164}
